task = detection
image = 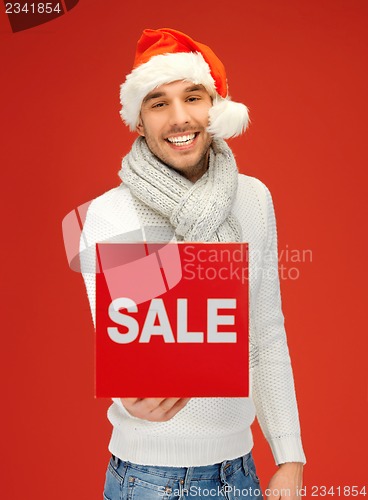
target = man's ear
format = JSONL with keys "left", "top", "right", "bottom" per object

{"left": 136, "top": 116, "right": 145, "bottom": 137}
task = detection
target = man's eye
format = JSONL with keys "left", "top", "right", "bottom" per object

{"left": 187, "top": 96, "right": 200, "bottom": 102}
{"left": 152, "top": 102, "right": 166, "bottom": 108}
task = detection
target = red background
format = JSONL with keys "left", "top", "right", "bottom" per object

{"left": 1, "top": 1, "right": 367, "bottom": 498}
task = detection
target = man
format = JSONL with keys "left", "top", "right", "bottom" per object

{"left": 79, "top": 28, "right": 306, "bottom": 499}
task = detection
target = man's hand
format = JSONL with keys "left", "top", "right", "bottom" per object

{"left": 120, "top": 398, "right": 191, "bottom": 422}
{"left": 265, "top": 462, "right": 303, "bottom": 500}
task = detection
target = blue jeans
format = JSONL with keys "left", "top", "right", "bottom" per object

{"left": 103, "top": 452, "right": 263, "bottom": 499}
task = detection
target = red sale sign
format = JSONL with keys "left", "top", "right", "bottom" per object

{"left": 95, "top": 242, "right": 249, "bottom": 398}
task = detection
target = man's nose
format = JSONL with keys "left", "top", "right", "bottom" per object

{"left": 168, "top": 101, "right": 190, "bottom": 127}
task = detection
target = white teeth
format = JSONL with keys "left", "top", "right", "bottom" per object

{"left": 167, "top": 133, "right": 196, "bottom": 144}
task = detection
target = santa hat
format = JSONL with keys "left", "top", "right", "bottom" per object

{"left": 120, "top": 28, "right": 249, "bottom": 139}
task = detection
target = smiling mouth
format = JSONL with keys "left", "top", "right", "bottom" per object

{"left": 166, "top": 133, "right": 197, "bottom": 146}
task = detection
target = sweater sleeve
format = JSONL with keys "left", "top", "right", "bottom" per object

{"left": 251, "top": 183, "right": 306, "bottom": 465}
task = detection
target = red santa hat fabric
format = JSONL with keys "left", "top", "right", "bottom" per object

{"left": 120, "top": 28, "right": 249, "bottom": 139}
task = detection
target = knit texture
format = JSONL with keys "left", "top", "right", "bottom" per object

{"left": 119, "top": 137, "right": 242, "bottom": 242}
{"left": 79, "top": 174, "right": 306, "bottom": 467}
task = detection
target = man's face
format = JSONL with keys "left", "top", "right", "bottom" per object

{"left": 137, "top": 80, "right": 213, "bottom": 183}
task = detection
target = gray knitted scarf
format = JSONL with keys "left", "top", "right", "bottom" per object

{"left": 119, "top": 137, "right": 242, "bottom": 242}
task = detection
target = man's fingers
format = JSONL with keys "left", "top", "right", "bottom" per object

{"left": 138, "top": 398, "right": 166, "bottom": 408}
{"left": 157, "top": 398, "right": 183, "bottom": 412}
{"left": 120, "top": 398, "right": 140, "bottom": 407}
{"left": 119, "top": 397, "right": 190, "bottom": 421}
{"left": 148, "top": 398, "right": 184, "bottom": 419}
{"left": 120, "top": 397, "right": 164, "bottom": 416}
{"left": 157, "top": 398, "right": 191, "bottom": 420}
{"left": 170, "top": 398, "right": 191, "bottom": 411}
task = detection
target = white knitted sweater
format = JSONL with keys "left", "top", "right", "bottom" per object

{"left": 80, "top": 173, "right": 306, "bottom": 467}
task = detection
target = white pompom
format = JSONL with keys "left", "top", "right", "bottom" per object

{"left": 207, "top": 97, "right": 250, "bottom": 139}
